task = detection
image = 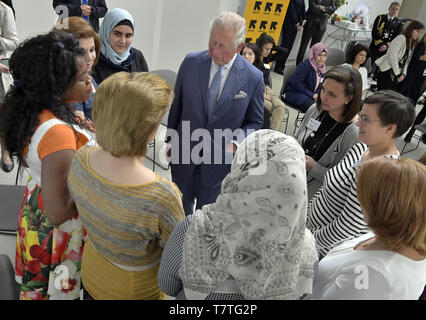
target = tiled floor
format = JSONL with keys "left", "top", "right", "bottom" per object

{"left": 1, "top": 67, "right": 425, "bottom": 266}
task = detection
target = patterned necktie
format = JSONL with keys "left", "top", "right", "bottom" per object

{"left": 207, "top": 65, "right": 223, "bottom": 119}
{"left": 82, "top": 0, "right": 89, "bottom": 21}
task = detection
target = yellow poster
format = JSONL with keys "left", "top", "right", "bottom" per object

{"left": 243, "top": 0, "right": 290, "bottom": 44}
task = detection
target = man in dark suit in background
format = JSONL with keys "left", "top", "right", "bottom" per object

{"left": 295, "top": 0, "right": 335, "bottom": 65}
{"left": 274, "top": 0, "right": 306, "bottom": 75}
{"left": 53, "top": 0, "right": 108, "bottom": 32}
{"left": 166, "top": 12, "right": 264, "bottom": 216}
{"left": 369, "top": 2, "right": 403, "bottom": 67}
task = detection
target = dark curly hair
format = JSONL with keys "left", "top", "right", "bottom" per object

{"left": 0, "top": 31, "right": 89, "bottom": 167}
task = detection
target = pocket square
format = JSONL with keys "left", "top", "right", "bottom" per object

{"left": 234, "top": 91, "right": 247, "bottom": 99}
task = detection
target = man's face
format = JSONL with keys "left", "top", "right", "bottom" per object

{"left": 208, "top": 25, "right": 241, "bottom": 65}
{"left": 389, "top": 4, "right": 400, "bottom": 17}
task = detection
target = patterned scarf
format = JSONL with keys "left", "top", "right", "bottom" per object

{"left": 180, "top": 130, "right": 318, "bottom": 300}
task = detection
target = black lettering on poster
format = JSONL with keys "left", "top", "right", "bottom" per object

{"left": 254, "top": 1, "right": 262, "bottom": 10}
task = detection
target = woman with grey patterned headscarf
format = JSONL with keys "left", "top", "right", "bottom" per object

{"left": 158, "top": 129, "right": 318, "bottom": 300}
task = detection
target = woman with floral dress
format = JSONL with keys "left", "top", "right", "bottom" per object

{"left": 0, "top": 31, "right": 95, "bottom": 300}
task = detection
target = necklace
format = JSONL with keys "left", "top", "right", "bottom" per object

{"left": 303, "top": 112, "right": 340, "bottom": 159}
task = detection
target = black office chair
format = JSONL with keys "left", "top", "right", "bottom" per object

{"left": 401, "top": 123, "right": 426, "bottom": 155}
{"left": 279, "top": 65, "right": 305, "bottom": 136}
{"left": 0, "top": 254, "right": 19, "bottom": 300}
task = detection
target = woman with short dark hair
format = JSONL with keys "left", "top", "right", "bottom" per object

{"left": 308, "top": 90, "right": 415, "bottom": 259}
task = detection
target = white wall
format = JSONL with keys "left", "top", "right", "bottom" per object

{"left": 10, "top": 0, "right": 422, "bottom": 72}
{"left": 12, "top": 0, "right": 241, "bottom": 72}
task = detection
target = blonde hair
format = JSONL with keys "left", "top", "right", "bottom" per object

{"left": 53, "top": 16, "right": 102, "bottom": 67}
{"left": 357, "top": 157, "right": 426, "bottom": 255}
{"left": 92, "top": 72, "right": 174, "bottom": 157}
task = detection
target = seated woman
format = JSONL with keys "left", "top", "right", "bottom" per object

{"left": 54, "top": 16, "right": 101, "bottom": 120}
{"left": 308, "top": 90, "right": 415, "bottom": 259}
{"left": 295, "top": 65, "right": 362, "bottom": 200}
{"left": 241, "top": 42, "right": 286, "bottom": 131}
{"left": 68, "top": 72, "right": 185, "bottom": 300}
{"left": 158, "top": 130, "right": 318, "bottom": 300}
{"left": 343, "top": 44, "right": 370, "bottom": 95}
{"left": 0, "top": 31, "right": 94, "bottom": 300}
{"left": 309, "top": 157, "right": 426, "bottom": 300}
{"left": 284, "top": 43, "right": 328, "bottom": 113}
{"left": 92, "top": 8, "right": 149, "bottom": 84}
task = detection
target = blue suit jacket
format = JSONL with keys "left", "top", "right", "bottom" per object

{"left": 284, "top": 59, "right": 320, "bottom": 105}
{"left": 166, "top": 50, "right": 264, "bottom": 189}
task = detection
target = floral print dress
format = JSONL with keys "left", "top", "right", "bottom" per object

{"left": 14, "top": 115, "right": 95, "bottom": 300}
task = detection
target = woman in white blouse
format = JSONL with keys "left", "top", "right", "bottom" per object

{"left": 375, "top": 20, "right": 424, "bottom": 91}
{"left": 309, "top": 157, "right": 426, "bottom": 300}
{"left": 343, "top": 44, "right": 370, "bottom": 95}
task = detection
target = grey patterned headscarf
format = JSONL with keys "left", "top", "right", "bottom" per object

{"left": 180, "top": 130, "right": 318, "bottom": 300}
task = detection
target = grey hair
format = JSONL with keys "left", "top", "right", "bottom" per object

{"left": 210, "top": 12, "right": 246, "bottom": 48}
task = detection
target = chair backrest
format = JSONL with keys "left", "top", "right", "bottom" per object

{"left": 150, "top": 69, "right": 178, "bottom": 126}
{"left": 0, "top": 254, "right": 19, "bottom": 300}
{"left": 326, "top": 48, "right": 346, "bottom": 67}
{"left": 280, "top": 64, "right": 297, "bottom": 98}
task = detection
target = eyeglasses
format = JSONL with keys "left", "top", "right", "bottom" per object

{"left": 357, "top": 112, "right": 381, "bottom": 125}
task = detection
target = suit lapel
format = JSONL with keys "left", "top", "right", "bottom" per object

{"left": 200, "top": 52, "right": 211, "bottom": 118}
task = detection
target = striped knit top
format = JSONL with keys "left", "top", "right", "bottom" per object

{"left": 307, "top": 143, "right": 399, "bottom": 258}
{"left": 68, "top": 145, "right": 185, "bottom": 268}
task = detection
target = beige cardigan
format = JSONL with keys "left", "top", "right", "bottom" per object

{"left": 0, "top": 1, "right": 18, "bottom": 98}
{"left": 375, "top": 34, "right": 411, "bottom": 77}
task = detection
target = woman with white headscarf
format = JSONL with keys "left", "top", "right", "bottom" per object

{"left": 158, "top": 130, "right": 318, "bottom": 300}
{"left": 92, "top": 8, "right": 148, "bottom": 84}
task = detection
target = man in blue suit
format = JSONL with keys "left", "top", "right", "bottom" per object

{"left": 166, "top": 11, "right": 264, "bottom": 216}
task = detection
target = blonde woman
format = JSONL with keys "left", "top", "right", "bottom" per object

{"left": 68, "top": 72, "right": 185, "bottom": 300}
{"left": 310, "top": 157, "right": 426, "bottom": 300}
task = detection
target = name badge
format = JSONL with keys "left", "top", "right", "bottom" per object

{"left": 423, "top": 68, "right": 426, "bottom": 77}
{"left": 264, "top": 63, "right": 270, "bottom": 69}
{"left": 383, "top": 32, "right": 389, "bottom": 39}
{"left": 307, "top": 118, "right": 321, "bottom": 131}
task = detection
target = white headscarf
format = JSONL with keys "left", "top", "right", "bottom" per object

{"left": 99, "top": 8, "right": 135, "bottom": 65}
{"left": 180, "top": 130, "right": 318, "bottom": 300}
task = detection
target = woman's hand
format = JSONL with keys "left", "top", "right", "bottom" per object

{"left": 0, "top": 63, "right": 9, "bottom": 73}
{"left": 0, "top": 55, "right": 9, "bottom": 73}
{"left": 397, "top": 75, "right": 405, "bottom": 83}
{"left": 264, "top": 93, "right": 272, "bottom": 101}
{"left": 305, "top": 155, "right": 315, "bottom": 172}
